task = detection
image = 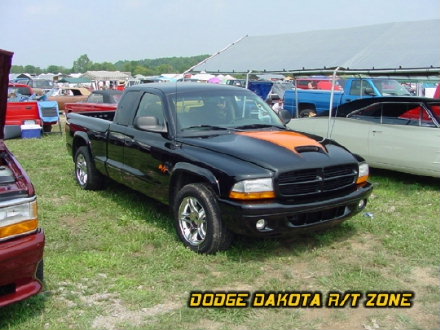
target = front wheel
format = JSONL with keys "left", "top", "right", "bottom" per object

{"left": 74, "top": 146, "right": 104, "bottom": 190}
{"left": 173, "top": 183, "right": 233, "bottom": 254}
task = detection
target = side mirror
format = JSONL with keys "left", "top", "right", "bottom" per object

{"left": 279, "top": 109, "right": 292, "bottom": 124}
{"left": 134, "top": 116, "right": 167, "bottom": 133}
{"left": 364, "top": 87, "right": 376, "bottom": 96}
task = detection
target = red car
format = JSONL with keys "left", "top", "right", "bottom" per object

{"left": 0, "top": 49, "right": 45, "bottom": 307}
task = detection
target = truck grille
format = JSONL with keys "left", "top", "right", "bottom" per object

{"left": 277, "top": 165, "right": 357, "bottom": 197}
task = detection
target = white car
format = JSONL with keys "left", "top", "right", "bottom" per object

{"left": 287, "top": 97, "right": 440, "bottom": 178}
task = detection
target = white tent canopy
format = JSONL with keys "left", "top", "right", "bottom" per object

{"left": 191, "top": 20, "right": 440, "bottom": 77}
{"left": 82, "top": 70, "right": 131, "bottom": 81}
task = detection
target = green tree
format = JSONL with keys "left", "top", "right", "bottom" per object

{"left": 72, "top": 54, "right": 92, "bottom": 73}
{"left": 11, "top": 65, "right": 24, "bottom": 73}
{"left": 24, "top": 65, "right": 42, "bottom": 74}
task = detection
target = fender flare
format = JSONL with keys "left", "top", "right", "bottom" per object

{"left": 71, "top": 131, "right": 92, "bottom": 157}
{"left": 169, "top": 162, "right": 220, "bottom": 200}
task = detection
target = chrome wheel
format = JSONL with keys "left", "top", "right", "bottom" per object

{"left": 178, "top": 196, "right": 207, "bottom": 246}
{"left": 76, "top": 153, "right": 88, "bottom": 186}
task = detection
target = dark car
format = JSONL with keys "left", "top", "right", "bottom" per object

{"left": 0, "top": 49, "right": 45, "bottom": 307}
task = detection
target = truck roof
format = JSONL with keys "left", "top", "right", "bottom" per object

{"left": 127, "top": 82, "right": 247, "bottom": 95}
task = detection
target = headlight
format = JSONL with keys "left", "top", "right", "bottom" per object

{"left": 0, "top": 197, "right": 38, "bottom": 241}
{"left": 357, "top": 162, "right": 369, "bottom": 184}
{"left": 229, "top": 178, "right": 275, "bottom": 200}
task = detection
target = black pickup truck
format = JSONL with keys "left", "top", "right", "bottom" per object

{"left": 65, "top": 83, "right": 372, "bottom": 254}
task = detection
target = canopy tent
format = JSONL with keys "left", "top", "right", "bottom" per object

{"left": 190, "top": 20, "right": 440, "bottom": 78}
{"left": 82, "top": 70, "right": 131, "bottom": 81}
{"left": 58, "top": 77, "right": 91, "bottom": 84}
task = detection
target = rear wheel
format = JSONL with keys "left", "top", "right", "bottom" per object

{"left": 74, "top": 146, "right": 104, "bottom": 190}
{"left": 299, "top": 109, "right": 317, "bottom": 117}
{"left": 173, "top": 183, "right": 233, "bottom": 254}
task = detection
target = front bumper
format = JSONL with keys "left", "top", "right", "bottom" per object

{"left": 219, "top": 183, "right": 373, "bottom": 236}
{"left": 0, "top": 229, "right": 45, "bottom": 307}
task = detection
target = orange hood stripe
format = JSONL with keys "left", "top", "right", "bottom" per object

{"left": 236, "top": 131, "right": 324, "bottom": 154}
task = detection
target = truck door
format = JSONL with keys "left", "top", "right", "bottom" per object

{"left": 106, "top": 90, "right": 141, "bottom": 183}
{"left": 122, "top": 91, "right": 171, "bottom": 203}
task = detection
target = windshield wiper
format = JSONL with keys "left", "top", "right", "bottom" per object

{"left": 182, "top": 125, "right": 229, "bottom": 131}
{"left": 234, "top": 124, "right": 282, "bottom": 130}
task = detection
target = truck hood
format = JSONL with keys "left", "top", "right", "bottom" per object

{"left": 0, "top": 49, "right": 13, "bottom": 138}
{"left": 179, "top": 130, "right": 357, "bottom": 172}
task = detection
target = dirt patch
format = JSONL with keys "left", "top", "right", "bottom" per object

{"left": 411, "top": 266, "right": 439, "bottom": 287}
{"left": 92, "top": 300, "right": 180, "bottom": 330}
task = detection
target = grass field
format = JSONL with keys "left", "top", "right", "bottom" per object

{"left": 0, "top": 130, "right": 439, "bottom": 330}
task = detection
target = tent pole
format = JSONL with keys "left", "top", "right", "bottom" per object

{"left": 294, "top": 77, "right": 299, "bottom": 118}
{"left": 183, "top": 35, "right": 248, "bottom": 75}
{"left": 327, "top": 67, "right": 340, "bottom": 139}
{"left": 246, "top": 71, "right": 252, "bottom": 88}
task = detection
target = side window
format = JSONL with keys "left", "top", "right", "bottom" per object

{"left": 135, "top": 93, "right": 165, "bottom": 126}
{"left": 348, "top": 104, "right": 381, "bottom": 123}
{"left": 349, "top": 80, "right": 373, "bottom": 96}
{"left": 349, "top": 81, "right": 362, "bottom": 96}
{"left": 114, "top": 90, "right": 141, "bottom": 126}
{"left": 395, "top": 103, "right": 436, "bottom": 127}
{"left": 87, "top": 93, "right": 104, "bottom": 103}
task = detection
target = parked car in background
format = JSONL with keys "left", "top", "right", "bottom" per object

{"left": 12, "top": 78, "right": 53, "bottom": 93}
{"left": 0, "top": 49, "right": 45, "bottom": 307}
{"left": 64, "top": 89, "right": 123, "bottom": 119}
{"left": 287, "top": 96, "right": 440, "bottom": 178}
{"left": 47, "top": 87, "right": 91, "bottom": 110}
{"left": 284, "top": 78, "right": 412, "bottom": 117}
{"left": 7, "top": 83, "right": 34, "bottom": 100}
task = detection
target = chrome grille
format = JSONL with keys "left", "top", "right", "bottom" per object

{"left": 278, "top": 165, "right": 357, "bottom": 197}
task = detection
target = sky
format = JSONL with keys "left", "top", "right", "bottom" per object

{"left": 1, "top": 0, "right": 439, "bottom": 69}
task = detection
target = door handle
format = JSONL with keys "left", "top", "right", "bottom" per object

{"left": 372, "top": 130, "right": 382, "bottom": 134}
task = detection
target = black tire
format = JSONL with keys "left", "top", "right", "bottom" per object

{"left": 36, "top": 259, "right": 44, "bottom": 283}
{"left": 74, "top": 146, "right": 104, "bottom": 190}
{"left": 173, "top": 183, "right": 233, "bottom": 254}
{"left": 299, "top": 109, "right": 317, "bottom": 118}
{"left": 42, "top": 124, "right": 52, "bottom": 133}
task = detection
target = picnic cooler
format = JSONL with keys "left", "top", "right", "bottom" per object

{"left": 20, "top": 124, "right": 42, "bottom": 139}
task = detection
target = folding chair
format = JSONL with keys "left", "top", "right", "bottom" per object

{"left": 38, "top": 101, "right": 62, "bottom": 134}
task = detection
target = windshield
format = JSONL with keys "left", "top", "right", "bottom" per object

{"left": 372, "top": 79, "right": 411, "bottom": 96}
{"left": 8, "top": 85, "right": 32, "bottom": 96}
{"left": 32, "top": 79, "right": 54, "bottom": 89}
{"left": 169, "top": 88, "right": 284, "bottom": 136}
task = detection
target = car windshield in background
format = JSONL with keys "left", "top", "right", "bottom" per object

{"left": 8, "top": 85, "right": 31, "bottom": 96}
{"left": 112, "top": 94, "right": 123, "bottom": 103}
{"left": 426, "top": 102, "right": 440, "bottom": 123}
{"left": 372, "top": 79, "right": 411, "bottom": 96}
{"left": 31, "top": 79, "right": 54, "bottom": 89}
{"left": 170, "top": 89, "right": 284, "bottom": 135}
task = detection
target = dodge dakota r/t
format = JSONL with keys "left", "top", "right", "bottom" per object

{"left": 65, "top": 83, "right": 372, "bottom": 254}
